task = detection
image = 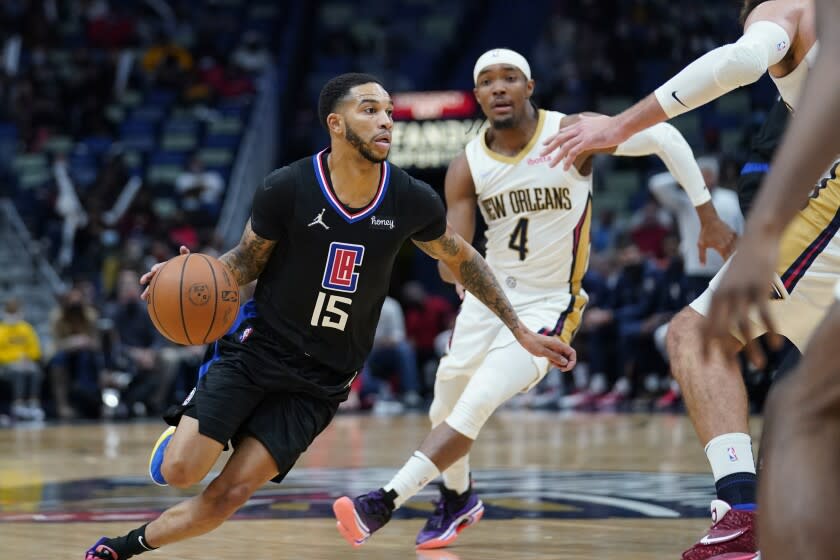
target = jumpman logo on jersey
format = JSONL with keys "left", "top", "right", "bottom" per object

{"left": 308, "top": 208, "right": 330, "bottom": 230}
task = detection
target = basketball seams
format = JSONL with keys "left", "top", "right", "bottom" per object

{"left": 148, "top": 259, "right": 177, "bottom": 343}
{"left": 179, "top": 254, "right": 194, "bottom": 345}
{"left": 198, "top": 254, "right": 219, "bottom": 344}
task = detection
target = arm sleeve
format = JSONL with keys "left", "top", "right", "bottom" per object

{"left": 653, "top": 20, "right": 791, "bottom": 118}
{"left": 250, "top": 166, "right": 296, "bottom": 240}
{"left": 409, "top": 178, "right": 448, "bottom": 242}
{"left": 648, "top": 171, "right": 690, "bottom": 212}
{"left": 614, "top": 123, "right": 711, "bottom": 206}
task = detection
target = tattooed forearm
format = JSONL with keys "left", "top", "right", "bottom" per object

{"left": 459, "top": 253, "right": 520, "bottom": 333}
{"left": 414, "top": 231, "right": 461, "bottom": 260}
{"left": 219, "top": 221, "right": 276, "bottom": 286}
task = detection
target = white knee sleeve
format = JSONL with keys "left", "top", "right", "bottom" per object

{"left": 445, "top": 343, "right": 540, "bottom": 439}
{"left": 429, "top": 375, "right": 469, "bottom": 428}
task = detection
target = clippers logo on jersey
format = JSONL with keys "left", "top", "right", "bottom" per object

{"left": 322, "top": 242, "right": 365, "bottom": 293}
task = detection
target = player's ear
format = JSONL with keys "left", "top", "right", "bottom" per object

{"left": 525, "top": 79, "right": 535, "bottom": 99}
{"left": 327, "top": 113, "right": 343, "bottom": 135}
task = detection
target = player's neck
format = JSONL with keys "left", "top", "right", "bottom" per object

{"left": 486, "top": 106, "right": 539, "bottom": 156}
{"left": 326, "top": 146, "right": 382, "bottom": 208}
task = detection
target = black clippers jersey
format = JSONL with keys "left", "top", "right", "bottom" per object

{"left": 250, "top": 149, "right": 447, "bottom": 374}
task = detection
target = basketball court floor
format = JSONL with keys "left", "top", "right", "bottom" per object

{"left": 0, "top": 412, "right": 763, "bottom": 559}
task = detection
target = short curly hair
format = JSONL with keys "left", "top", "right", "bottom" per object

{"left": 317, "top": 73, "right": 384, "bottom": 130}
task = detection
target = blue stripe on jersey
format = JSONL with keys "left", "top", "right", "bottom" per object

{"left": 197, "top": 299, "right": 259, "bottom": 379}
{"left": 740, "top": 162, "right": 769, "bottom": 175}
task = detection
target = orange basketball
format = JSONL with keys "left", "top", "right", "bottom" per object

{"left": 146, "top": 253, "right": 240, "bottom": 345}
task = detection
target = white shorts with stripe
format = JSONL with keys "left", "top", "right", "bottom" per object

{"left": 691, "top": 164, "right": 840, "bottom": 350}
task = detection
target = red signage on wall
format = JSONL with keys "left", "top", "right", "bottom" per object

{"left": 392, "top": 91, "right": 477, "bottom": 121}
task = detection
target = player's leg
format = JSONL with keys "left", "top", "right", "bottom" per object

{"left": 668, "top": 306, "right": 756, "bottom": 503}
{"left": 85, "top": 436, "right": 279, "bottom": 559}
{"left": 149, "top": 365, "right": 263, "bottom": 487}
{"left": 87, "top": 389, "right": 339, "bottom": 559}
{"left": 758, "top": 300, "right": 840, "bottom": 560}
{"left": 334, "top": 342, "right": 541, "bottom": 547}
{"left": 149, "top": 312, "right": 264, "bottom": 486}
{"left": 430, "top": 374, "right": 472, "bottom": 496}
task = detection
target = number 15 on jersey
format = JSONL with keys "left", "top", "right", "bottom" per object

{"left": 311, "top": 242, "right": 364, "bottom": 331}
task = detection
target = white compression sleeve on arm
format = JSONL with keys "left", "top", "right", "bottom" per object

{"left": 614, "top": 123, "right": 711, "bottom": 206}
{"left": 654, "top": 20, "right": 791, "bottom": 118}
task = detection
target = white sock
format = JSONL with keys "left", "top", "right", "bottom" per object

{"left": 705, "top": 432, "right": 756, "bottom": 481}
{"left": 442, "top": 455, "right": 470, "bottom": 494}
{"left": 384, "top": 451, "right": 440, "bottom": 509}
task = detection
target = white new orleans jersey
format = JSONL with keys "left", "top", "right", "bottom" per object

{"left": 464, "top": 109, "right": 592, "bottom": 295}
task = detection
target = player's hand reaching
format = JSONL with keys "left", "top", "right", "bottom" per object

{"left": 697, "top": 214, "right": 737, "bottom": 264}
{"left": 541, "top": 114, "right": 625, "bottom": 170}
{"left": 701, "top": 232, "right": 782, "bottom": 368}
{"left": 515, "top": 326, "right": 577, "bottom": 372}
{"left": 140, "top": 245, "right": 190, "bottom": 301}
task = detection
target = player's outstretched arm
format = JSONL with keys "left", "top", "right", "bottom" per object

{"left": 613, "top": 122, "right": 737, "bottom": 262}
{"left": 437, "top": 152, "right": 477, "bottom": 286}
{"left": 703, "top": 0, "right": 840, "bottom": 359}
{"left": 541, "top": 2, "right": 795, "bottom": 169}
{"left": 414, "top": 226, "right": 576, "bottom": 370}
{"left": 218, "top": 220, "right": 277, "bottom": 287}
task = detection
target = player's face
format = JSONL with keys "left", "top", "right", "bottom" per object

{"left": 474, "top": 64, "right": 534, "bottom": 129}
{"left": 337, "top": 83, "right": 394, "bottom": 163}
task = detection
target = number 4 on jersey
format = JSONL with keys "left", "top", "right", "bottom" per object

{"left": 508, "top": 217, "right": 529, "bottom": 261}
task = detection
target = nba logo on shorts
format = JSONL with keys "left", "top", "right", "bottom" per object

{"left": 727, "top": 447, "right": 738, "bottom": 462}
{"left": 322, "top": 242, "right": 365, "bottom": 293}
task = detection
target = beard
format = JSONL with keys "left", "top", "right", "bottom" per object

{"left": 490, "top": 115, "right": 516, "bottom": 129}
{"left": 345, "top": 124, "right": 387, "bottom": 163}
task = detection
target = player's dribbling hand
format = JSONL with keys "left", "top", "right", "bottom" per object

{"left": 140, "top": 245, "right": 190, "bottom": 301}
{"left": 540, "top": 114, "right": 623, "bottom": 170}
{"left": 701, "top": 233, "right": 782, "bottom": 368}
{"left": 516, "top": 328, "right": 577, "bottom": 372}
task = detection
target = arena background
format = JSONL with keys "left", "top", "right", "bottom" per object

{"left": 0, "top": 2, "right": 785, "bottom": 559}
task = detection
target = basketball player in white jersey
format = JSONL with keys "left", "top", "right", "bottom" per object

{"left": 332, "top": 48, "right": 737, "bottom": 551}
{"left": 541, "top": 1, "right": 836, "bottom": 558}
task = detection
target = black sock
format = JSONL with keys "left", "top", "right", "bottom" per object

{"left": 105, "top": 524, "right": 157, "bottom": 558}
{"left": 381, "top": 488, "right": 397, "bottom": 511}
{"left": 715, "top": 472, "right": 757, "bottom": 510}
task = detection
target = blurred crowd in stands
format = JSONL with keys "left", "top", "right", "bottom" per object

{"left": 0, "top": 0, "right": 790, "bottom": 424}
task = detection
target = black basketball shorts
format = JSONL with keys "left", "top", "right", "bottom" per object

{"left": 163, "top": 310, "right": 340, "bottom": 483}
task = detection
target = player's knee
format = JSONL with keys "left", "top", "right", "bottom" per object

{"left": 203, "top": 481, "right": 255, "bottom": 519}
{"left": 428, "top": 396, "right": 450, "bottom": 427}
{"left": 666, "top": 308, "right": 701, "bottom": 360}
{"left": 161, "top": 458, "right": 203, "bottom": 489}
{"left": 447, "top": 390, "right": 499, "bottom": 439}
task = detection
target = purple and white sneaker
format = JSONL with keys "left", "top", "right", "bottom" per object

{"left": 333, "top": 488, "right": 395, "bottom": 547}
{"left": 415, "top": 483, "right": 484, "bottom": 550}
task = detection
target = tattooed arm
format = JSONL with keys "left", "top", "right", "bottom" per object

{"left": 414, "top": 226, "right": 577, "bottom": 371}
{"left": 218, "top": 220, "right": 277, "bottom": 286}
{"left": 140, "top": 220, "right": 275, "bottom": 299}
{"left": 415, "top": 224, "right": 520, "bottom": 333}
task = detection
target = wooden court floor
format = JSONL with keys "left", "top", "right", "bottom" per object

{"left": 0, "top": 412, "right": 764, "bottom": 559}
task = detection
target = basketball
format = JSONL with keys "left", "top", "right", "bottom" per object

{"left": 146, "top": 253, "right": 240, "bottom": 345}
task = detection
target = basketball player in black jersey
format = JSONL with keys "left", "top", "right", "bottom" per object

{"left": 84, "top": 73, "right": 575, "bottom": 559}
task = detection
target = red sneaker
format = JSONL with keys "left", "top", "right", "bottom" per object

{"left": 654, "top": 388, "right": 681, "bottom": 410}
{"left": 682, "top": 500, "right": 756, "bottom": 560}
